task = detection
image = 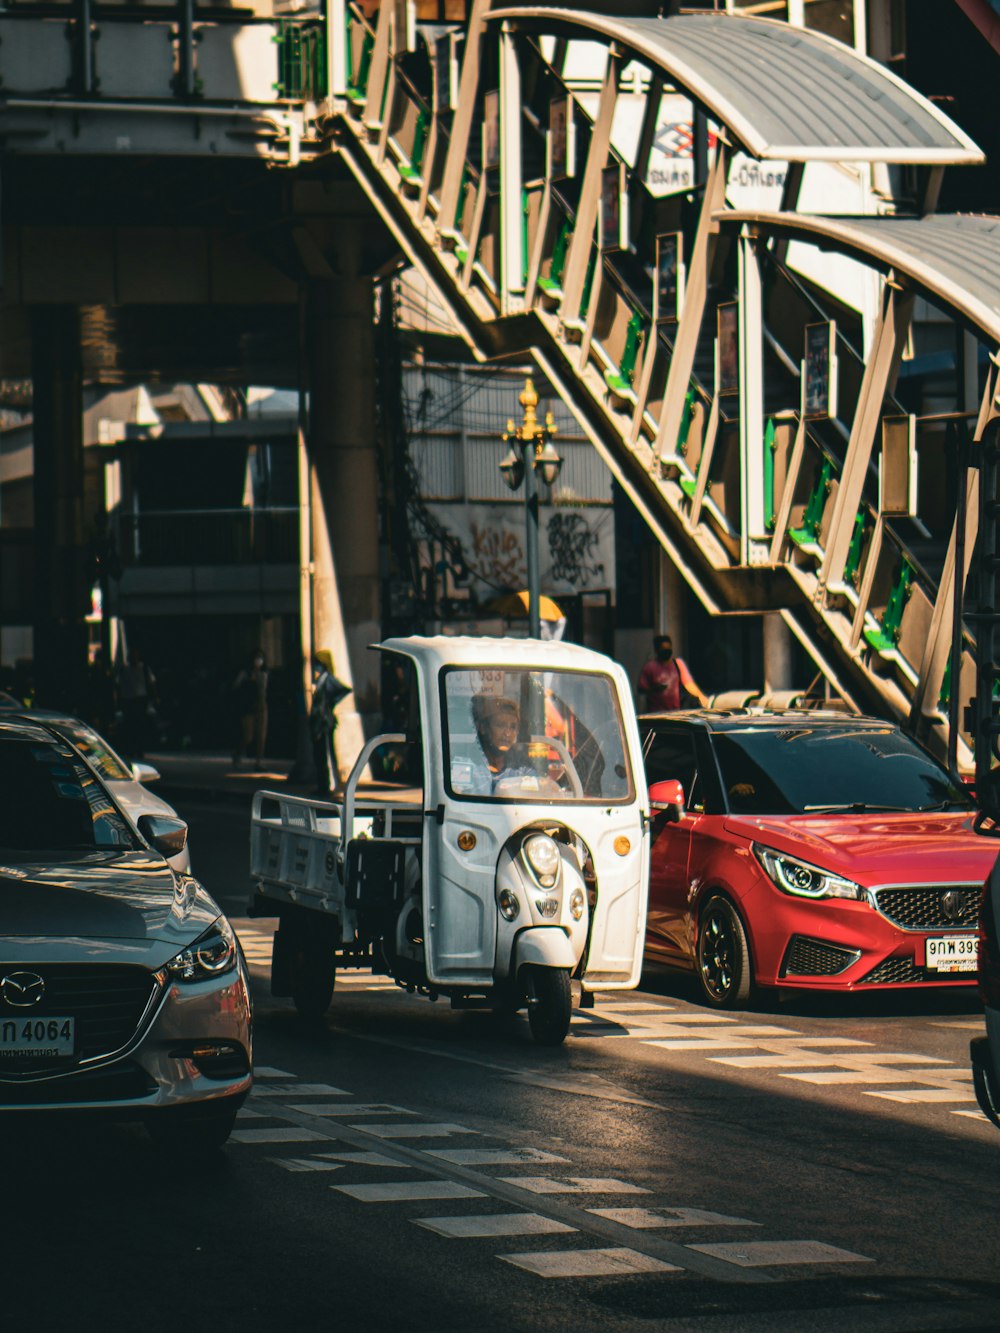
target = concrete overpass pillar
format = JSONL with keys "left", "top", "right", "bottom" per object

{"left": 306, "top": 270, "right": 380, "bottom": 781}
{"left": 763, "top": 612, "right": 794, "bottom": 695}
{"left": 31, "top": 307, "right": 88, "bottom": 710}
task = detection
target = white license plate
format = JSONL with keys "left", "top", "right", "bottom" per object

{"left": 925, "top": 935, "right": 978, "bottom": 973}
{"left": 0, "top": 1015, "right": 75, "bottom": 1058}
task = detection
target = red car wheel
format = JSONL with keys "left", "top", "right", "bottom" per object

{"left": 697, "top": 895, "right": 753, "bottom": 1009}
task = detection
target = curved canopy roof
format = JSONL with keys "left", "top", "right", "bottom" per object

{"left": 489, "top": 9, "right": 983, "bottom": 165}
{"left": 718, "top": 212, "right": 1000, "bottom": 345}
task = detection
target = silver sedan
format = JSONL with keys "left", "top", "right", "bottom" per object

{"left": 0, "top": 717, "right": 251, "bottom": 1149}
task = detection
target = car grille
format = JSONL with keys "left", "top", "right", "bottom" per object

{"left": 859, "top": 955, "right": 927, "bottom": 985}
{"left": 0, "top": 964, "right": 159, "bottom": 1078}
{"left": 0, "top": 1061, "right": 156, "bottom": 1105}
{"left": 871, "top": 884, "right": 982, "bottom": 931}
{"left": 781, "top": 936, "right": 861, "bottom": 977}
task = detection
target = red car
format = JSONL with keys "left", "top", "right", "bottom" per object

{"left": 641, "top": 711, "right": 996, "bottom": 1008}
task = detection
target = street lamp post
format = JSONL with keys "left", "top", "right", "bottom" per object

{"left": 499, "top": 377, "right": 562, "bottom": 639}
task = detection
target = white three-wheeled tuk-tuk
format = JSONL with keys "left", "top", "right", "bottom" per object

{"left": 249, "top": 636, "right": 649, "bottom": 1045}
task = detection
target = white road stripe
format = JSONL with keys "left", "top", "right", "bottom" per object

{"left": 288, "top": 1103, "right": 414, "bottom": 1117}
{"left": 350, "top": 1122, "right": 478, "bottom": 1139}
{"left": 497, "top": 1177, "right": 651, "bottom": 1195}
{"left": 499, "top": 1248, "right": 680, "bottom": 1278}
{"left": 688, "top": 1241, "right": 872, "bottom": 1267}
{"left": 720, "top": 1050, "right": 949, "bottom": 1071}
{"left": 586, "top": 1207, "right": 760, "bottom": 1229}
{"left": 270, "top": 1157, "right": 345, "bottom": 1173}
{"left": 254, "top": 1067, "right": 294, "bottom": 1078}
{"left": 333, "top": 1180, "right": 486, "bottom": 1203}
{"left": 784, "top": 1069, "right": 950, "bottom": 1085}
{"left": 231, "top": 1127, "right": 330, "bottom": 1144}
{"left": 315, "top": 1151, "right": 414, "bottom": 1168}
{"left": 236, "top": 1108, "right": 265, "bottom": 1120}
{"left": 865, "top": 1088, "right": 979, "bottom": 1103}
{"left": 252, "top": 1083, "right": 349, "bottom": 1097}
{"left": 415, "top": 1214, "right": 577, "bottom": 1238}
{"left": 424, "top": 1147, "right": 571, "bottom": 1166}
{"left": 953, "top": 1109, "right": 989, "bottom": 1120}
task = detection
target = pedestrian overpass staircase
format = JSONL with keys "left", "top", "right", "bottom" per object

{"left": 2, "top": 2, "right": 998, "bottom": 779}
{"left": 324, "top": 2, "right": 990, "bottom": 771}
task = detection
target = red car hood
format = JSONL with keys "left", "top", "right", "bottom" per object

{"left": 724, "top": 810, "right": 999, "bottom": 885}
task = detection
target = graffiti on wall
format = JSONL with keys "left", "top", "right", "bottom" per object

{"left": 547, "top": 511, "right": 604, "bottom": 587}
{"left": 427, "top": 503, "right": 613, "bottom": 597}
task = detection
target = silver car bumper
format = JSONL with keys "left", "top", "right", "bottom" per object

{"left": 0, "top": 957, "right": 252, "bottom": 1115}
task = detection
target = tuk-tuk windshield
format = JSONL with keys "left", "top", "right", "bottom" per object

{"left": 443, "top": 667, "right": 634, "bottom": 803}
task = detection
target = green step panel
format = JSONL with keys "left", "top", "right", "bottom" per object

{"left": 863, "top": 559, "right": 914, "bottom": 654}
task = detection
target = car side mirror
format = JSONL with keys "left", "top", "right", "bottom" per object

{"left": 137, "top": 814, "right": 188, "bottom": 857}
{"left": 649, "top": 779, "right": 685, "bottom": 822}
{"left": 132, "top": 762, "right": 160, "bottom": 785}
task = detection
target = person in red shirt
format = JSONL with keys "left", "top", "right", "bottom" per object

{"left": 637, "top": 634, "right": 708, "bottom": 712}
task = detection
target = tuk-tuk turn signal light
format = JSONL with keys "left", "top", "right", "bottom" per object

{"left": 614, "top": 836, "right": 631, "bottom": 857}
{"left": 498, "top": 887, "right": 521, "bottom": 921}
{"left": 569, "top": 888, "right": 585, "bottom": 920}
{"left": 457, "top": 830, "right": 477, "bottom": 852}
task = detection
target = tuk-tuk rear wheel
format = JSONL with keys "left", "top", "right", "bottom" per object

{"left": 290, "top": 941, "right": 336, "bottom": 1019}
{"left": 526, "top": 967, "right": 572, "bottom": 1046}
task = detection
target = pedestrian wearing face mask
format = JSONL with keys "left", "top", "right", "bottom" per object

{"left": 637, "top": 634, "right": 708, "bottom": 712}
{"left": 232, "top": 650, "right": 269, "bottom": 769}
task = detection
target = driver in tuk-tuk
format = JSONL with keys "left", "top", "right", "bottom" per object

{"left": 468, "top": 694, "right": 536, "bottom": 794}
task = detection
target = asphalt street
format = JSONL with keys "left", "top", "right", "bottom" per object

{"left": 9, "top": 796, "right": 1000, "bottom": 1333}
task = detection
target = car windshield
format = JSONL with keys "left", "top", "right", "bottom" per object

{"left": 52, "top": 721, "right": 132, "bottom": 782}
{"left": 444, "top": 667, "right": 634, "bottom": 803}
{"left": 713, "top": 725, "right": 971, "bottom": 816}
{"left": 0, "top": 735, "right": 138, "bottom": 853}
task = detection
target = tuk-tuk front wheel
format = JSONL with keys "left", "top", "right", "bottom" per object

{"left": 525, "top": 966, "right": 572, "bottom": 1046}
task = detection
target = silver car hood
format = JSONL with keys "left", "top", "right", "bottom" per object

{"left": 0, "top": 851, "right": 222, "bottom": 968}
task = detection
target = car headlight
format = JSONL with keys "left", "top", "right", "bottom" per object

{"left": 753, "top": 844, "right": 862, "bottom": 901}
{"left": 164, "top": 917, "right": 238, "bottom": 982}
{"left": 522, "top": 834, "right": 561, "bottom": 889}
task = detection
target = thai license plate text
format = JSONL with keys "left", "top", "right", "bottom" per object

{"left": 0, "top": 1016, "right": 75, "bottom": 1057}
{"left": 925, "top": 936, "right": 978, "bottom": 973}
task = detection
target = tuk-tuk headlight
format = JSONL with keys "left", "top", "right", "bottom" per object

{"left": 523, "top": 834, "right": 561, "bottom": 889}
{"left": 497, "top": 887, "right": 521, "bottom": 921}
{"left": 569, "top": 888, "right": 585, "bottom": 921}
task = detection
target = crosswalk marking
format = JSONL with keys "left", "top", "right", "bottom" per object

{"left": 333, "top": 1180, "right": 486, "bottom": 1203}
{"left": 351, "top": 1122, "right": 478, "bottom": 1139}
{"left": 866, "top": 1087, "right": 979, "bottom": 1104}
{"left": 499, "top": 1248, "right": 680, "bottom": 1278}
{"left": 415, "top": 1214, "right": 577, "bottom": 1238}
{"left": 425, "top": 1147, "right": 571, "bottom": 1166}
{"left": 252, "top": 1083, "right": 348, "bottom": 1097}
{"left": 688, "top": 1241, "right": 872, "bottom": 1267}
{"left": 315, "top": 1151, "right": 413, "bottom": 1168}
{"left": 254, "top": 1066, "right": 294, "bottom": 1079}
{"left": 231, "top": 1126, "right": 329, "bottom": 1144}
{"left": 647, "top": 1026, "right": 814, "bottom": 1049}
{"left": 498, "top": 1177, "right": 651, "bottom": 1195}
{"left": 288, "top": 1102, "right": 415, "bottom": 1117}
{"left": 270, "top": 1157, "right": 345, "bottom": 1173}
{"left": 784, "top": 1067, "right": 955, "bottom": 1086}
{"left": 586, "top": 1207, "right": 760, "bottom": 1229}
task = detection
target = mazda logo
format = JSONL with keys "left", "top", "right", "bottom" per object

{"left": 0, "top": 971, "right": 46, "bottom": 1008}
{"left": 940, "top": 890, "right": 964, "bottom": 924}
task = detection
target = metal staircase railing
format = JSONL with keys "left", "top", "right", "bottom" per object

{"left": 320, "top": 7, "right": 984, "bottom": 764}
